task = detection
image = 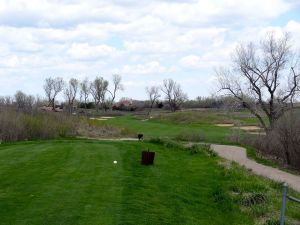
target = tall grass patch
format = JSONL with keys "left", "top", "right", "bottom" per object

{"left": 0, "top": 110, "right": 77, "bottom": 142}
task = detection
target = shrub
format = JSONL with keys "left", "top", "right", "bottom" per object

{"left": 148, "top": 138, "right": 186, "bottom": 150}
{"left": 273, "top": 112, "right": 300, "bottom": 168}
{"left": 227, "top": 128, "right": 244, "bottom": 143}
{"left": 77, "top": 121, "right": 134, "bottom": 138}
{"left": 0, "top": 109, "right": 77, "bottom": 142}
{"left": 148, "top": 137, "right": 164, "bottom": 145}
{"left": 263, "top": 219, "right": 280, "bottom": 225}
{"left": 188, "top": 144, "right": 199, "bottom": 155}
{"left": 241, "top": 111, "right": 300, "bottom": 170}
{"left": 240, "top": 192, "right": 267, "bottom": 207}
{"left": 176, "top": 131, "right": 206, "bottom": 142}
{"left": 202, "top": 144, "right": 216, "bottom": 157}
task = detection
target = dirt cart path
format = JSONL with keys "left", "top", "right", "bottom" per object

{"left": 211, "top": 144, "right": 300, "bottom": 192}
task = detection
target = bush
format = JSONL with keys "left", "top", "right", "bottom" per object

{"left": 263, "top": 219, "right": 280, "bottom": 225}
{"left": 186, "top": 144, "right": 216, "bottom": 156}
{"left": 273, "top": 112, "right": 300, "bottom": 168}
{"left": 176, "top": 131, "right": 206, "bottom": 142}
{"left": 148, "top": 137, "right": 165, "bottom": 145}
{"left": 0, "top": 108, "right": 136, "bottom": 142}
{"left": 241, "top": 111, "right": 300, "bottom": 170}
{"left": 0, "top": 109, "right": 77, "bottom": 142}
{"left": 227, "top": 128, "right": 244, "bottom": 143}
{"left": 188, "top": 144, "right": 199, "bottom": 155}
{"left": 77, "top": 120, "right": 134, "bottom": 138}
{"left": 240, "top": 192, "right": 267, "bottom": 207}
{"left": 202, "top": 144, "right": 216, "bottom": 157}
{"left": 78, "top": 102, "right": 95, "bottom": 109}
{"left": 148, "top": 138, "right": 186, "bottom": 150}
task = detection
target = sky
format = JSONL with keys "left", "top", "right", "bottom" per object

{"left": 0, "top": 0, "right": 300, "bottom": 101}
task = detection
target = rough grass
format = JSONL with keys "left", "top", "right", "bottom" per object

{"left": 0, "top": 139, "right": 299, "bottom": 225}
{"left": 154, "top": 110, "right": 260, "bottom": 125}
{"left": 0, "top": 110, "right": 78, "bottom": 142}
{"left": 0, "top": 109, "right": 135, "bottom": 142}
{"left": 77, "top": 119, "right": 135, "bottom": 138}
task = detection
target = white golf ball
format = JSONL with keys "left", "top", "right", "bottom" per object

{"left": 113, "top": 160, "right": 117, "bottom": 164}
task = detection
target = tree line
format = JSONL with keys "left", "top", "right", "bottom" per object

{"left": 0, "top": 76, "right": 191, "bottom": 113}
{"left": 43, "top": 74, "right": 124, "bottom": 113}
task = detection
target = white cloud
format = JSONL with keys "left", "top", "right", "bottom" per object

{"left": 179, "top": 45, "right": 234, "bottom": 69}
{"left": 152, "top": 0, "right": 292, "bottom": 26}
{"left": 124, "top": 27, "right": 227, "bottom": 55}
{"left": 179, "top": 55, "right": 202, "bottom": 68}
{"left": 0, "top": 0, "right": 299, "bottom": 99}
{"left": 67, "top": 43, "right": 119, "bottom": 60}
{"left": 115, "top": 61, "right": 168, "bottom": 76}
{"left": 286, "top": 20, "right": 300, "bottom": 48}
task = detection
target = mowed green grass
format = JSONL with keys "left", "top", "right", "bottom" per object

{"left": 98, "top": 110, "right": 259, "bottom": 143}
{"left": 1, "top": 139, "right": 299, "bottom": 225}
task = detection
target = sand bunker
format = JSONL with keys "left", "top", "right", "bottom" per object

{"left": 248, "top": 131, "right": 266, "bottom": 135}
{"left": 237, "top": 126, "right": 262, "bottom": 131}
{"left": 215, "top": 123, "right": 234, "bottom": 127}
{"left": 89, "top": 116, "right": 115, "bottom": 120}
{"left": 89, "top": 118, "right": 108, "bottom": 121}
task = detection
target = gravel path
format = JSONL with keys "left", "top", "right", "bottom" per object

{"left": 211, "top": 144, "right": 300, "bottom": 192}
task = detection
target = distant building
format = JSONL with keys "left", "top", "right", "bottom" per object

{"left": 39, "top": 106, "right": 63, "bottom": 112}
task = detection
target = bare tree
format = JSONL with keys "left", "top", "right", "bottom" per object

{"left": 107, "top": 74, "right": 124, "bottom": 109}
{"left": 64, "top": 78, "right": 79, "bottom": 113}
{"left": 161, "top": 79, "right": 188, "bottom": 112}
{"left": 80, "top": 78, "right": 90, "bottom": 109}
{"left": 14, "top": 91, "right": 35, "bottom": 112}
{"left": 14, "top": 91, "right": 27, "bottom": 111}
{"left": 43, "top": 77, "right": 65, "bottom": 110}
{"left": 0, "top": 97, "right": 5, "bottom": 107}
{"left": 90, "top": 76, "right": 109, "bottom": 111}
{"left": 5, "top": 96, "right": 12, "bottom": 106}
{"left": 216, "top": 32, "right": 300, "bottom": 132}
{"left": 146, "top": 86, "right": 160, "bottom": 116}
{"left": 0, "top": 96, "right": 12, "bottom": 107}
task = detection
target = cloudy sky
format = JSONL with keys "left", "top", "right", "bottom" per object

{"left": 0, "top": 0, "right": 300, "bottom": 100}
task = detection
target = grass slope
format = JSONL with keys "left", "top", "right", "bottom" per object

{"left": 100, "top": 115, "right": 233, "bottom": 143}
{"left": 96, "top": 110, "right": 264, "bottom": 144}
{"left": 0, "top": 140, "right": 299, "bottom": 225}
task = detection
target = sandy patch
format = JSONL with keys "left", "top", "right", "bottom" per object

{"left": 100, "top": 116, "right": 115, "bottom": 119}
{"left": 248, "top": 131, "right": 266, "bottom": 135}
{"left": 89, "top": 118, "right": 108, "bottom": 121}
{"left": 215, "top": 123, "right": 234, "bottom": 127}
{"left": 237, "top": 126, "right": 262, "bottom": 131}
